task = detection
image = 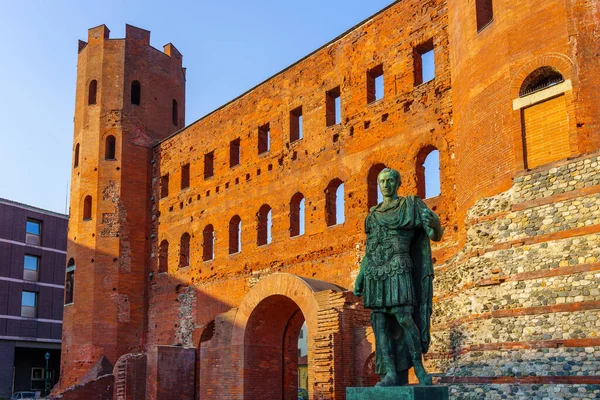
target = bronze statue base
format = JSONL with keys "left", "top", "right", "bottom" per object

{"left": 347, "top": 385, "right": 449, "bottom": 400}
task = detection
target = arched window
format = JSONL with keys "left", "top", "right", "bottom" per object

{"left": 257, "top": 205, "right": 272, "bottom": 246}
{"left": 203, "top": 225, "right": 215, "bottom": 261}
{"left": 88, "top": 80, "right": 97, "bottom": 105}
{"left": 105, "top": 135, "right": 116, "bottom": 160}
{"left": 179, "top": 233, "right": 190, "bottom": 268}
{"left": 83, "top": 196, "right": 92, "bottom": 220}
{"left": 229, "top": 215, "right": 242, "bottom": 254}
{"left": 74, "top": 143, "right": 80, "bottom": 168}
{"left": 131, "top": 80, "right": 141, "bottom": 105}
{"left": 172, "top": 99, "right": 178, "bottom": 126}
{"left": 519, "top": 67, "right": 564, "bottom": 97}
{"left": 65, "top": 258, "right": 75, "bottom": 305}
{"left": 290, "top": 193, "right": 305, "bottom": 237}
{"left": 158, "top": 240, "right": 168, "bottom": 273}
{"left": 326, "top": 179, "right": 344, "bottom": 226}
{"left": 416, "top": 146, "right": 441, "bottom": 199}
{"left": 367, "top": 163, "right": 387, "bottom": 208}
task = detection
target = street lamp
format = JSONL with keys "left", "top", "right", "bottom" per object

{"left": 44, "top": 352, "right": 50, "bottom": 396}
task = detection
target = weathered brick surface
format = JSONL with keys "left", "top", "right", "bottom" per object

{"left": 60, "top": 0, "right": 600, "bottom": 399}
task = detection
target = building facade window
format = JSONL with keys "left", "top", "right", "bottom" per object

{"left": 258, "top": 124, "right": 270, "bottom": 154}
{"left": 23, "top": 255, "right": 40, "bottom": 281}
{"left": 290, "top": 193, "right": 305, "bottom": 237}
{"left": 159, "top": 240, "right": 169, "bottom": 273}
{"left": 326, "top": 86, "right": 341, "bottom": 126}
{"left": 74, "top": 143, "right": 80, "bottom": 168}
{"left": 416, "top": 147, "right": 441, "bottom": 199}
{"left": 204, "top": 151, "right": 215, "bottom": 179}
{"left": 160, "top": 174, "right": 169, "bottom": 198}
{"left": 179, "top": 233, "right": 190, "bottom": 268}
{"left": 367, "top": 65, "right": 384, "bottom": 103}
{"left": 25, "top": 219, "right": 42, "bottom": 246}
{"left": 83, "top": 196, "right": 93, "bottom": 220}
{"left": 181, "top": 164, "right": 190, "bottom": 189}
{"left": 257, "top": 205, "right": 272, "bottom": 246}
{"left": 21, "top": 291, "right": 37, "bottom": 318}
{"left": 203, "top": 225, "right": 215, "bottom": 261}
{"left": 367, "top": 163, "right": 387, "bottom": 208}
{"left": 65, "top": 258, "right": 75, "bottom": 305}
{"left": 88, "top": 80, "right": 97, "bottom": 105}
{"left": 230, "top": 139, "right": 241, "bottom": 167}
{"left": 326, "top": 179, "right": 345, "bottom": 226}
{"left": 414, "top": 39, "right": 435, "bottom": 86}
{"left": 476, "top": 0, "right": 494, "bottom": 32}
{"left": 290, "top": 107, "right": 303, "bottom": 142}
{"left": 105, "top": 135, "right": 116, "bottom": 160}
{"left": 519, "top": 67, "right": 565, "bottom": 97}
{"left": 229, "top": 215, "right": 242, "bottom": 254}
{"left": 131, "top": 80, "right": 141, "bottom": 105}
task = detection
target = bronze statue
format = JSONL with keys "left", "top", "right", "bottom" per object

{"left": 354, "top": 168, "right": 443, "bottom": 386}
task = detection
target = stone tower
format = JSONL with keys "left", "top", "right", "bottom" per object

{"left": 59, "top": 24, "right": 185, "bottom": 388}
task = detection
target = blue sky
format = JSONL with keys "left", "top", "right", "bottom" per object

{"left": 0, "top": 0, "right": 401, "bottom": 213}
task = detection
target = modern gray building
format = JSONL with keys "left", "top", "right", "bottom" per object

{"left": 0, "top": 198, "right": 67, "bottom": 399}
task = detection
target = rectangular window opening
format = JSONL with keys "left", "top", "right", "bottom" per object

{"left": 25, "top": 219, "right": 42, "bottom": 246}
{"left": 204, "top": 152, "right": 214, "bottom": 179}
{"left": 414, "top": 40, "right": 435, "bottom": 86}
{"left": 65, "top": 270, "right": 75, "bottom": 305}
{"left": 290, "top": 107, "right": 303, "bottom": 142}
{"left": 476, "top": 0, "right": 494, "bottom": 32}
{"left": 181, "top": 164, "right": 190, "bottom": 189}
{"left": 230, "top": 138, "right": 241, "bottom": 167}
{"left": 326, "top": 87, "right": 341, "bottom": 127}
{"left": 21, "top": 291, "right": 37, "bottom": 318}
{"left": 367, "top": 65, "right": 384, "bottom": 104}
{"left": 258, "top": 124, "right": 270, "bottom": 154}
{"left": 160, "top": 174, "right": 169, "bottom": 198}
{"left": 23, "top": 255, "right": 40, "bottom": 281}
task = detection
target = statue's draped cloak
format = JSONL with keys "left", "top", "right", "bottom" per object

{"left": 361, "top": 196, "right": 435, "bottom": 373}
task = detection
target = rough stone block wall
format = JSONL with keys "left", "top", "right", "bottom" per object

{"left": 431, "top": 153, "right": 600, "bottom": 398}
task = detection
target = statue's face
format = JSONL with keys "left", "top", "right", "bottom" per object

{"left": 378, "top": 170, "right": 400, "bottom": 198}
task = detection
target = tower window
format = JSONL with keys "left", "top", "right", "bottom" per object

{"left": 74, "top": 143, "right": 80, "bottom": 168}
{"left": 65, "top": 258, "right": 75, "bottom": 305}
{"left": 181, "top": 164, "right": 190, "bottom": 189}
{"left": 160, "top": 174, "right": 169, "bottom": 198}
{"left": 290, "top": 107, "right": 303, "bottom": 142}
{"left": 131, "top": 80, "right": 141, "bottom": 105}
{"left": 476, "top": 0, "right": 494, "bottom": 32}
{"left": 179, "top": 233, "right": 190, "bottom": 268}
{"left": 105, "top": 135, "right": 116, "bottom": 160}
{"left": 414, "top": 40, "right": 435, "bottom": 86}
{"left": 88, "top": 80, "right": 97, "bottom": 105}
{"left": 326, "top": 86, "right": 341, "bottom": 127}
{"left": 229, "top": 215, "right": 242, "bottom": 254}
{"left": 257, "top": 205, "right": 272, "bottom": 246}
{"left": 230, "top": 139, "right": 241, "bottom": 167}
{"left": 326, "top": 179, "right": 345, "bottom": 226}
{"left": 203, "top": 225, "right": 215, "bottom": 261}
{"left": 290, "top": 193, "right": 305, "bottom": 237}
{"left": 204, "top": 151, "right": 215, "bottom": 179}
{"left": 367, "top": 163, "right": 387, "bottom": 208}
{"left": 367, "top": 65, "right": 384, "bottom": 103}
{"left": 258, "top": 124, "right": 270, "bottom": 154}
{"left": 158, "top": 240, "right": 168, "bottom": 273}
{"left": 416, "top": 147, "right": 441, "bottom": 199}
{"left": 172, "top": 99, "right": 178, "bottom": 126}
{"left": 83, "top": 196, "right": 93, "bottom": 220}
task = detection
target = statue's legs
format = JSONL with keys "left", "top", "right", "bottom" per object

{"left": 394, "top": 310, "right": 432, "bottom": 385}
{"left": 371, "top": 312, "right": 398, "bottom": 386}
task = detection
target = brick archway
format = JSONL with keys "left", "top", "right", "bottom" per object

{"left": 232, "top": 273, "right": 344, "bottom": 400}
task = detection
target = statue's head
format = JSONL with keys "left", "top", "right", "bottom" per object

{"left": 378, "top": 168, "right": 401, "bottom": 199}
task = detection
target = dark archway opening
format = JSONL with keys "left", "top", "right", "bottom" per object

{"left": 244, "top": 295, "right": 307, "bottom": 400}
